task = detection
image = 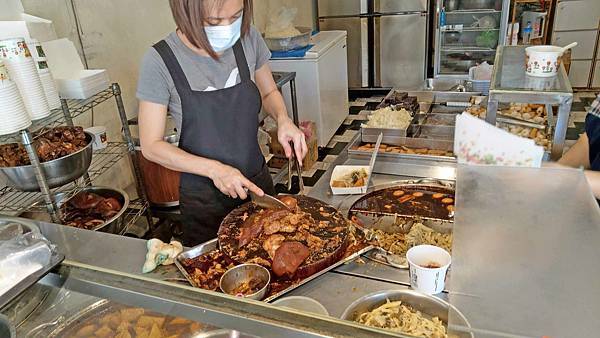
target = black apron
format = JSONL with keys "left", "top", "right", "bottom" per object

{"left": 153, "top": 39, "right": 275, "bottom": 246}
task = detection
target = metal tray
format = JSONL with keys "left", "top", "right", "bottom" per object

{"left": 423, "top": 113, "right": 457, "bottom": 126}
{"left": 353, "top": 132, "right": 455, "bottom": 163}
{"left": 175, "top": 240, "right": 375, "bottom": 303}
{"left": 416, "top": 125, "right": 455, "bottom": 140}
{"left": 0, "top": 217, "right": 65, "bottom": 310}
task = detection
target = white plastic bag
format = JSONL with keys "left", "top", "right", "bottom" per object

{"left": 473, "top": 61, "right": 493, "bottom": 81}
{"left": 265, "top": 6, "right": 301, "bottom": 39}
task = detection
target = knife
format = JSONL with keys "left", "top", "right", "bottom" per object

{"left": 249, "top": 191, "right": 291, "bottom": 211}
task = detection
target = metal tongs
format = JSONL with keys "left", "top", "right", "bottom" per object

{"left": 286, "top": 141, "right": 304, "bottom": 194}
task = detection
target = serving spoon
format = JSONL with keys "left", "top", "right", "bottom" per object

{"left": 560, "top": 42, "right": 578, "bottom": 54}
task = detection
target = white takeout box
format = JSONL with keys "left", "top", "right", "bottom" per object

{"left": 330, "top": 165, "right": 371, "bottom": 195}
{"left": 330, "top": 133, "right": 382, "bottom": 195}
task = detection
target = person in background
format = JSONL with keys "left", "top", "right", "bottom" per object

{"left": 136, "top": 0, "right": 307, "bottom": 246}
{"left": 558, "top": 94, "right": 600, "bottom": 199}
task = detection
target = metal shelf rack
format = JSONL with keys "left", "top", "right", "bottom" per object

{"left": 0, "top": 83, "right": 153, "bottom": 231}
{"left": 486, "top": 46, "right": 573, "bottom": 160}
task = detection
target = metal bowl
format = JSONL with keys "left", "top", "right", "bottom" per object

{"left": 0, "top": 314, "right": 16, "bottom": 338}
{"left": 460, "top": 0, "right": 495, "bottom": 9}
{"left": 341, "top": 290, "right": 472, "bottom": 337}
{"left": 264, "top": 27, "right": 312, "bottom": 52}
{"left": 19, "top": 186, "right": 130, "bottom": 234}
{"left": 0, "top": 132, "right": 94, "bottom": 191}
{"left": 219, "top": 264, "right": 270, "bottom": 301}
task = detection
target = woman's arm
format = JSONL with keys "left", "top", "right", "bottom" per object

{"left": 558, "top": 133, "right": 591, "bottom": 169}
{"left": 138, "top": 100, "right": 263, "bottom": 198}
{"left": 254, "top": 63, "right": 307, "bottom": 161}
{"left": 584, "top": 171, "right": 600, "bottom": 199}
{"left": 555, "top": 132, "right": 600, "bottom": 198}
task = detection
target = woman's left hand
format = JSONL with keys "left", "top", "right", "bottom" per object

{"left": 277, "top": 117, "right": 308, "bottom": 161}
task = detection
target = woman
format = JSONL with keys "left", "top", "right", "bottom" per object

{"left": 557, "top": 94, "right": 600, "bottom": 199}
{"left": 136, "top": 0, "right": 307, "bottom": 246}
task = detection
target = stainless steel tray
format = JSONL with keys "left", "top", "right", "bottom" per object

{"left": 361, "top": 125, "right": 411, "bottom": 138}
{"left": 0, "top": 217, "right": 65, "bottom": 310}
{"left": 174, "top": 239, "right": 375, "bottom": 303}
{"left": 353, "top": 132, "right": 455, "bottom": 163}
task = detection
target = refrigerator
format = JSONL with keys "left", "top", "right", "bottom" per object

{"left": 433, "top": 0, "right": 510, "bottom": 78}
{"left": 551, "top": 0, "right": 600, "bottom": 88}
{"left": 318, "top": 0, "right": 429, "bottom": 89}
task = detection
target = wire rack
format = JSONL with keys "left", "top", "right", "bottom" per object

{"left": 0, "top": 88, "right": 115, "bottom": 144}
{"left": 0, "top": 141, "right": 128, "bottom": 215}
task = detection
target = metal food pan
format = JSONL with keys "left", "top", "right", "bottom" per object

{"left": 417, "top": 125, "right": 455, "bottom": 140}
{"left": 174, "top": 239, "right": 218, "bottom": 288}
{"left": 423, "top": 113, "right": 458, "bottom": 126}
{"left": 174, "top": 239, "right": 374, "bottom": 303}
{"left": 430, "top": 104, "right": 466, "bottom": 114}
{"left": 354, "top": 132, "right": 455, "bottom": 163}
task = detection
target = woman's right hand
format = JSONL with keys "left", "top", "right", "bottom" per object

{"left": 208, "top": 163, "right": 264, "bottom": 200}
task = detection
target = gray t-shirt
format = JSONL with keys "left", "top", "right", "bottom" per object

{"left": 136, "top": 26, "right": 271, "bottom": 132}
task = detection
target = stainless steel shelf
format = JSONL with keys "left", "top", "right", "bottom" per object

{"left": 0, "top": 142, "right": 128, "bottom": 215}
{"left": 0, "top": 88, "right": 115, "bottom": 144}
{"left": 445, "top": 9, "right": 501, "bottom": 14}
{"left": 441, "top": 46, "right": 497, "bottom": 52}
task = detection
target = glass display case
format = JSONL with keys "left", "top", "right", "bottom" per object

{"left": 434, "top": 0, "right": 510, "bottom": 77}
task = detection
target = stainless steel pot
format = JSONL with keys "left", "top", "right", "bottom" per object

{"left": 19, "top": 186, "right": 130, "bottom": 234}
{"left": 264, "top": 27, "right": 312, "bottom": 52}
{"left": 341, "top": 290, "right": 472, "bottom": 337}
{"left": 460, "top": 0, "right": 495, "bottom": 9}
{"left": 0, "top": 132, "right": 94, "bottom": 192}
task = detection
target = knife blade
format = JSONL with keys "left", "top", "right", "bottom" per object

{"left": 249, "top": 191, "right": 291, "bottom": 211}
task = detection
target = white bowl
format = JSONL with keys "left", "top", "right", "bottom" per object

{"left": 525, "top": 45, "right": 564, "bottom": 77}
{"left": 272, "top": 296, "right": 329, "bottom": 316}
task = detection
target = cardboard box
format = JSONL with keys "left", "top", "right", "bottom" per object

{"left": 268, "top": 121, "right": 318, "bottom": 170}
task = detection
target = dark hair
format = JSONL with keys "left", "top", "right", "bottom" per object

{"left": 169, "top": 0, "right": 253, "bottom": 60}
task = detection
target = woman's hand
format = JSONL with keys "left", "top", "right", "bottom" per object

{"left": 208, "top": 163, "right": 263, "bottom": 199}
{"left": 277, "top": 117, "right": 308, "bottom": 161}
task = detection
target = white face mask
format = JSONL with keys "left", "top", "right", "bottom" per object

{"left": 204, "top": 15, "right": 242, "bottom": 52}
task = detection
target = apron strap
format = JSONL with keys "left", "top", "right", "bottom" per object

{"left": 152, "top": 40, "right": 193, "bottom": 96}
{"left": 232, "top": 39, "right": 252, "bottom": 82}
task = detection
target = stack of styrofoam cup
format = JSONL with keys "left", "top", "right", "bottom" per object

{"left": 0, "top": 60, "right": 32, "bottom": 135}
{"left": 0, "top": 38, "right": 51, "bottom": 120}
{"left": 38, "top": 71, "right": 61, "bottom": 110}
{"left": 28, "top": 39, "right": 61, "bottom": 110}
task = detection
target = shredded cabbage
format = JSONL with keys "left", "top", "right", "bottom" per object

{"left": 363, "top": 107, "right": 412, "bottom": 129}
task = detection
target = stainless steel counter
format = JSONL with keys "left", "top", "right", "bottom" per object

{"left": 4, "top": 129, "right": 600, "bottom": 337}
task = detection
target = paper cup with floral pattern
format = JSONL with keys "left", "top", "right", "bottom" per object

{"left": 0, "top": 60, "right": 10, "bottom": 88}
{"left": 0, "top": 38, "right": 32, "bottom": 62}
{"left": 407, "top": 245, "right": 451, "bottom": 295}
{"left": 525, "top": 46, "right": 563, "bottom": 78}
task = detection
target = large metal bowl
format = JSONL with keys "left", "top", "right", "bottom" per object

{"left": 341, "top": 290, "right": 472, "bottom": 337}
{"left": 264, "top": 27, "right": 311, "bottom": 52}
{"left": 19, "top": 186, "right": 130, "bottom": 234}
{"left": 0, "top": 132, "right": 94, "bottom": 191}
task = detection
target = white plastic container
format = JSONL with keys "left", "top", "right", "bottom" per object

{"left": 330, "top": 165, "right": 371, "bottom": 195}
{"left": 406, "top": 245, "right": 451, "bottom": 295}
{"left": 272, "top": 296, "right": 329, "bottom": 316}
{"left": 525, "top": 45, "right": 564, "bottom": 77}
{"left": 330, "top": 132, "right": 382, "bottom": 195}
{"left": 85, "top": 126, "right": 107, "bottom": 150}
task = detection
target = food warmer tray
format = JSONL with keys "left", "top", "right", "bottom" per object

{"left": 0, "top": 218, "right": 65, "bottom": 310}
{"left": 175, "top": 239, "right": 374, "bottom": 303}
{"left": 352, "top": 132, "right": 455, "bottom": 163}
